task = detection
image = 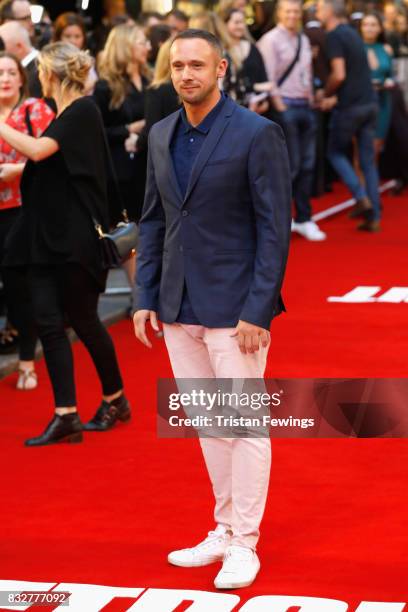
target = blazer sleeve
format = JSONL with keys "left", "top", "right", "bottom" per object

{"left": 133, "top": 130, "right": 166, "bottom": 312}
{"left": 239, "top": 121, "right": 292, "bottom": 330}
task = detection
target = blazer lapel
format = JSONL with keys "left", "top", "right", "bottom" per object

{"left": 182, "top": 98, "right": 236, "bottom": 206}
{"left": 161, "top": 109, "right": 183, "bottom": 204}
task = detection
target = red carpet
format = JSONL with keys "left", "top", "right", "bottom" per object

{"left": 1, "top": 187, "right": 407, "bottom": 611}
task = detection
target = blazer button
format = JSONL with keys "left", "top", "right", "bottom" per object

{"left": 179, "top": 245, "right": 183, "bottom": 252}
{"left": 182, "top": 210, "right": 188, "bottom": 217}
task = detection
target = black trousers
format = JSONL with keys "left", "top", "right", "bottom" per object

{"left": 0, "top": 208, "right": 37, "bottom": 361}
{"left": 29, "top": 263, "right": 123, "bottom": 407}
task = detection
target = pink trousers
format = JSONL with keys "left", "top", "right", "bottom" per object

{"left": 163, "top": 323, "right": 271, "bottom": 550}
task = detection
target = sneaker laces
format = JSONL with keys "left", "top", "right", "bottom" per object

{"left": 187, "top": 528, "right": 228, "bottom": 554}
{"left": 222, "top": 546, "right": 253, "bottom": 571}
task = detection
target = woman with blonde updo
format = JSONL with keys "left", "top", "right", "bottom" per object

{"left": 0, "top": 42, "right": 131, "bottom": 447}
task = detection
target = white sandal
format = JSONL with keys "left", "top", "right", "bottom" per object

{"left": 16, "top": 369, "right": 38, "bottom": 391}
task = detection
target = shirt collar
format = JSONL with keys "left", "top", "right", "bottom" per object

{"left": 21, "top": 48, "right": 39, "bottom": 68}
{"left": 180, "top": 91, "right": 226, "bottom": 135}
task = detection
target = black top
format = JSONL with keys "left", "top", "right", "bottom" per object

{"left": 4, "top": 97, "right": 110, "bottom": 290}
{"left": 326, "top": 24, "right": 375, "bottom": 109}
{"left": 224, "top": 44, "right": 268, "bottom": 106}
{"left": 93, "top": 78, "right": 148, "bottom": 182}
{"left": 137, "top": 82, "right": 180, "bottom": 152}
{"left": 25, "top": 59, "right": 42, "bottom": 98}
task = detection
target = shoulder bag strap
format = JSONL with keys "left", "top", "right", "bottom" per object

{"left": 25, "top": 105, "right": 34, "bottom": 136}
{"left": 277, "top": 33, "right": 302, "bottom": 87}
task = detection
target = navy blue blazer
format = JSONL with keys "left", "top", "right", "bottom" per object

{"left": 134, "top": 96, "right": 292, "bottom": 330}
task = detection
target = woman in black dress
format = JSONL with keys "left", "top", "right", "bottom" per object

{"left": 0, "top": 42, "right": 131, "bottom": 446}
{"left": 93, "top": 24, "right": 151, "bottom": 287}
{"left": 222, "top": 8, "right": 269, "bottom": 112}
{"left": 137, "top": 38, "right": 180, "bottom": 153}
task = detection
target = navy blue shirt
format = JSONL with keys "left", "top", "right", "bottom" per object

{"left": 170, "top": 92, "right": 226, "bottom": 324}
{"left": 326, "top": 24, "right": 374, "bottom": 109}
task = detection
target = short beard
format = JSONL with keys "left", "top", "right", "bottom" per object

{"left": 178, "top": 81, "right": 218, "bottom": 106}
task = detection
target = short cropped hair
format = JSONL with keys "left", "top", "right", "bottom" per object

{"left": 321, "top": 0, "right": 347, "bottom": 18}
{"left": 171, "top": 28, "right": 224, "bottom": 57}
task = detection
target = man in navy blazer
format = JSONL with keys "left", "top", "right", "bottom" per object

{"left": 134, "top": 30, "right": 291, "bottom": 589}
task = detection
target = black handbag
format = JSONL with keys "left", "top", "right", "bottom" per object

{"left": 92, "top": 126, "right": 139, "bottom": 269}
{"left": 94, "top": 209, "right": 139, "bottom": 269}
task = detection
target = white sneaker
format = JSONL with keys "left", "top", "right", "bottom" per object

{"left": 214, "top": 545, "right": 260, "bottom": 589}
{"left": 16, "top": 369, "right": 38, "bottom": 391}
{"left": 168, "top": 524, "right": 231, "bottom": 567}
{"left": 292, "top": 220, "right": 327, "bottom": 241}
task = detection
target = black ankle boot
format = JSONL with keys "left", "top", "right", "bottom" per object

{"left": 84, "top": 394, "right": 131, "bottom": 431}
{"left": 25, "top": 413, "right": 83, "bottom": 447}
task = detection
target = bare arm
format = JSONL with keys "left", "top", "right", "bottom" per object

{"left": 324, "top": 57, "right": 346, "bottom": 97}
{"left": 0, "top": 162, "right": 25, "bottom": 182}
{"left": 0, "top": 123, "right": 58, "bottom": 162}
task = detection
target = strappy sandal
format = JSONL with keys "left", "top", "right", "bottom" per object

{"left": 16, "top": 369, "right": 38, "bottom": 391}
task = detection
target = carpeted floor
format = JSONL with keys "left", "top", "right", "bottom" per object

{"left": 0, "top": 188, "right": 407, "bottom": 611}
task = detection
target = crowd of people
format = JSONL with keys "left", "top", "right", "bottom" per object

{"left": 0, "top": 0, "right": 407, "bottom": 440}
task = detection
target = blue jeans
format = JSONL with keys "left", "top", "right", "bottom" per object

{"left": 278, "top": 105, "right": 317, "bottom": 223}
{"left": 327, "top": 102, "right": 380, "bottom": 220}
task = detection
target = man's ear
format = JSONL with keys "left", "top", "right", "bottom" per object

{"left": 216, "top": 57, "right": 228, "bottom": 79}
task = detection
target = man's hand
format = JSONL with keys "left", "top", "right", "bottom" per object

{"left": 272, "top": 96, "right": 288, "bottom": 113}
{"left": 230, "top": 320, "right": 270, "bottom": 355}
{"left": 314, "top": 88, "right": 325, "bottom": 107}
{"left": 133, "top": 309, "right": 160, "bottom": 348}
{"left": 249, "top": 99, "right": 270, "bottom": 115}
{"left": 319, "top": 95, "right": 338, "bottom": 112}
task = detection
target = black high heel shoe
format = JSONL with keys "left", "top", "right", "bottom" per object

{"left": 25, "top": 413, "right": 83, "bottom": 447}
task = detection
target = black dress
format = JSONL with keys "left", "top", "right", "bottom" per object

{"left": 4, "top": 96, "right": 110, "bottom": 291}
{"left": 224, "top": 44, "right": 268, "bottom": 107}
{"left": 93, "top": 78, "right": 148, "bottom": 223}
{"left": 137, "top": 82, "right": 180, "bottom": 152}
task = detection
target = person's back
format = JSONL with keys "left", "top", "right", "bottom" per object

{"left": 318, "top": 0, "right": 381, "bottom": 232}
{"left": 326, "top": 22, "right": 374, "bottom": 108}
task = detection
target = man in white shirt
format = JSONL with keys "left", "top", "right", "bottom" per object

{"left": 0, "top": 21, "right": 41, "bottom": 97}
